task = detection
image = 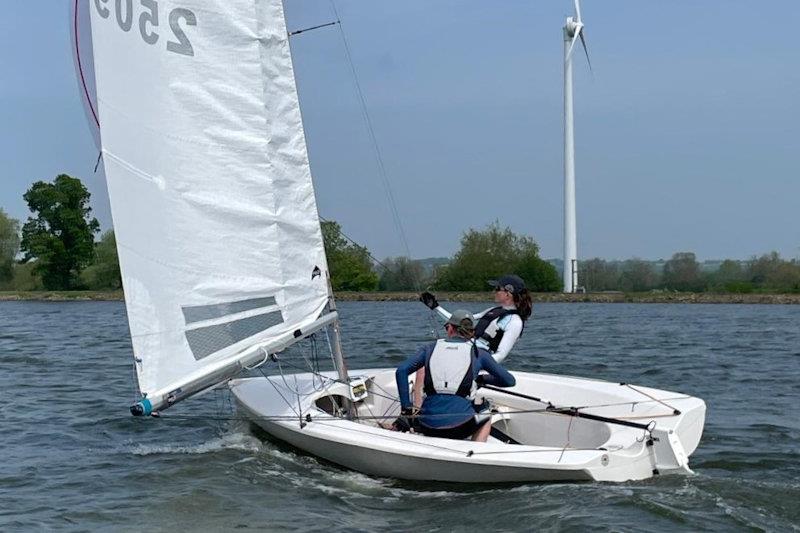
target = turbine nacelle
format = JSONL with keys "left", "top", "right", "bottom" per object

{"left": 564, "top": 17, "right": 582, "bottom": 38}
{"left": 564, "top": 11, "right": 591, "bottom": 71}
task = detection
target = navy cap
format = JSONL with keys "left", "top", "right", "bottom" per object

{"left": 488, "top": 274, "right": 526, "bottom": 294}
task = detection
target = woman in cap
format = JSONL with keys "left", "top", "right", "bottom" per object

{"left": 421, "top": 274, "right": 532, "bottom": 364}
{"left": 412, "top": 275, "right": 532, "bottom": 407}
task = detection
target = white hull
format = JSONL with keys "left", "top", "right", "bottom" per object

{"left": 230, "top": 369, "right": 705, "bottom": 483}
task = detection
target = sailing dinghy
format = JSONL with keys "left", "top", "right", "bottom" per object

{"left": 75, "top": 0, "right": 705, "bottom": 482}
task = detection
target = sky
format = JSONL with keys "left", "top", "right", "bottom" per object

{"left": 1, "top": 1, "right": 799, "bottom": 262}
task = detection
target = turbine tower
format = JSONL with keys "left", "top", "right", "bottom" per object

{"left": 563, "top": 0, "right": 591, "bottom": 293}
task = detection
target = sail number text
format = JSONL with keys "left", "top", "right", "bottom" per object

{"left": 93, "top": 0, "right": 197, "bottom": 57}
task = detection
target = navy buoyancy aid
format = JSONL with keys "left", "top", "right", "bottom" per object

{"left": 474, "top": 307, "right": 522, "bottom": 353}
{"left": 423, "top": 339, "right": 478, "bottom": 398}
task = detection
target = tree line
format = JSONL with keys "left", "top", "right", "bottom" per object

{"left": 2, "top": 174, "right": 798, "bottom": 294}
{"left": 579, "top": 252, "right": 800, "bottom": 294}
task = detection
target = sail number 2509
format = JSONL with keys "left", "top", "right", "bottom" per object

{"left": 94, "top": 0, "right": 197, "bottom": 57}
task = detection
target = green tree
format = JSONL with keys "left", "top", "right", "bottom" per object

{"left": 378, "top": 256, "right": 426, "bottom": 291}
{"left": 434, "top": 222, "right": 556, "bottom": 291}
{"left": 618, "top": 259, "right": 659, "bottom": 292}
{"left": 80, "top": 230, "right": 122, "bottom": 289}
{"left": 516, "top": 252, "right": 562, "bottom": 292}
{"left": 579, "top": 258, "right": 621, "bottom": 291}
{"left": 707, "top": 259, "right": 749, "bottom": 292}
{"left": 746, "top": 252, "right": 800, "bottom": 292}
{"left": 20, "top": 175, "right": 100, "bottom": 289}
{"left": 321, "top": 220, "right": 378, "bottom": 291}
{"left": 0, "top": 208, "right": 20, "bottom": 283}
{"left": 663, "top": 252, "right": 702, "bottom": 292}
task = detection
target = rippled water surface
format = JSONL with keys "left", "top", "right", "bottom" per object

{"left": 1, "top": 301, "right": 798, "bottom": 531}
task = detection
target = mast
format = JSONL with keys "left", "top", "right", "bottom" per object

{"left": 325, "top": 272, "right": 349, "bottom": 387}
{"left": 324, "top": 273, "right": 354, "bottom": 417}
{"left": 281, "top": 0, "right": 351, "bottom": 396}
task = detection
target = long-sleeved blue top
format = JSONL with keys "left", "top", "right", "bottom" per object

{"left": 395, "top": 337, "right": 516, "bottom": 429}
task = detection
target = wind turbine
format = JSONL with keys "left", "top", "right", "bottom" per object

{"left": 563, "top": 0, "right": 592, "bottom": 293}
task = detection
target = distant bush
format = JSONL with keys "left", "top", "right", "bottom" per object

{"left": 0, "top": 262, "right": 43, "bottom": 291}
{"left": 378, "top": 256, "right": 427, "bottom": 291}
{"left": 723, "top": 281, "right": 754, "bottom": 294}
{"left": 434, "top": 222, "right": 558, "bottom": 292}
{"left": 79, "top": 230, "right": 122, "bottom": 290}
{"left": 0, "top": 208, "right": 20, "bottom": 283}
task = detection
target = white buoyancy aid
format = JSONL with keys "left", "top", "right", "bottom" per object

{"left": 423, "top": 339, "right": 477, "bottom": 397}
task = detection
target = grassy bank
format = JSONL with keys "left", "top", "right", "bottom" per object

{"left": 2, "top": 290, "right": 798, "bottom": 304}
{"left": 336, "top": 291, "right": 800, "bottom": 304}
{"left": 0, "top": 290, "right": 124, "bottom": 301}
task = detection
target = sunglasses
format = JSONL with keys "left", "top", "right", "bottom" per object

{"left": 495, "top": 285, "right": 514, "bottom": 293}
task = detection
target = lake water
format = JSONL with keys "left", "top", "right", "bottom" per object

{"left": 0, "top": 301, "right": 798, "bottom": 531}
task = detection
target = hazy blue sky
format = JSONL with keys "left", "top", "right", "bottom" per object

{"left": 1, "top": 1, "right": 799, "bottom": 261}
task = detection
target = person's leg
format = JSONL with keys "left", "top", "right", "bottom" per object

{"left": 412, "top": 368, "right": 425, "bottom": 409}
{"left": 471, "top": 420, "right": 492, "bottom": 442}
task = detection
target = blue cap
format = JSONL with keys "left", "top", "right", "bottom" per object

{"left": 488, "top": 274, "right": 526, "bottom": 294}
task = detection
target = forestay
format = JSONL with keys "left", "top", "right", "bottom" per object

{"left": 85, "top": 0, "right": 330, "bottom": 408}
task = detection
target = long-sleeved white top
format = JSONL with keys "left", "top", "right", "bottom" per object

{"left": 434, "top": 304, "right": 523, "bottom": 364}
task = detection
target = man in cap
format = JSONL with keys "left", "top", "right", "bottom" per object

{"left": 394, "top": 309, "right": 515, "bottom": 441}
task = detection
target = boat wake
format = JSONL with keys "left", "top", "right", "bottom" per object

{"left": 129, "top": 431, "right": 263, "bottom": 456}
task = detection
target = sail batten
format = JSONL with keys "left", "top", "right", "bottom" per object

{"left": 85, "top": 0, "right": 331, "bottom": 404}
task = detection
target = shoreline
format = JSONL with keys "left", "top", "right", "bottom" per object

{"left": 1, "top": 290, "right": 799, "bottom": 304}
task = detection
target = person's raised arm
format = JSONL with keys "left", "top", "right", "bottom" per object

{"left": 420, "top": 291, "right": 451, "bottom": 321}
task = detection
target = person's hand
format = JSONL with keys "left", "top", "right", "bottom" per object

{"left": 420, "top": 291, "right": 439, "bottom": 310}
{"left": 391, "top": 407, "right": 414, "bottom": 432}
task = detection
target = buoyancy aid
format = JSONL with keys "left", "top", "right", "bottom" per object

{"left": 423, "top": 339, "right": 478, "bottom": 398}
{"left": 474, "top": 307, "right": 522, "bottom": 353}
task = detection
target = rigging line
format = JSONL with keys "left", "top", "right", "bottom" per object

{"left": 320, "top": 212, "right": 440, "bottom": 338}
{"left": 272, "top": 356, "right": 402, "bottom": 404}
{"left": 572, "top": 395, "right": 691, "bottom": 411}
{"left": 481, "top": 385, "right": 690, "bottom": 413}
{"left": 467, "top": 447, "right": 607, "bottom": 456}
{"left": 621, "top": 383, "right": 682, "bottom": 415}
{"left": 319, "top": 215, "right": 393, "bottom": 273}
{"left": 479, "top": 384, "right": 655, "bottom": 431}
{"left": 298, "top": 335, "right": 325, "bottom": 392}
{"left": 369, "top": 379, "right": 402, "bottom": 419}
{"left": 259, "top": 365, "right": 301, "bottom": 419}
{"left": 152, "top": 405, "right": 584, "bottom": 423}
{"left": 289, "top": 20, "right": 339, "bottom": 36}
{"left": 309, "top": 419, "right": 607, "bottom": 457}
{"left": 327, "top": 0, "right": 423, "bottom": 294}
{"left": 557, "top": 414, "right": 575, "bottom": 463}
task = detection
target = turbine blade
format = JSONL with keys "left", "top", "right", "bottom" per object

{"left": 565, "top": 29, "right": 580, "bottom": 62}
{"left": 579, "top": 28, "right": 593, "bottom": 74}
{"left": 574, "top": 0, "right": 582, "bottom": 23}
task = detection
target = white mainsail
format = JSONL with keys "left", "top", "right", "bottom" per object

{"left": 84, "top": 0, "right": 331, "bottom": 411}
